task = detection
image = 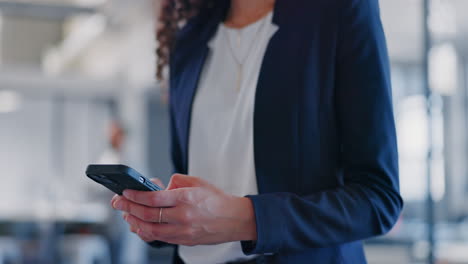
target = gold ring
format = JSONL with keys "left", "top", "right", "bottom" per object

{"left": 158, "top": 208, "right": 163, "bottom": 224}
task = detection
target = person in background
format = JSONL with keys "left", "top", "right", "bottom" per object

{"left": 111, "top": 0, "right": 404, "bottom": 263}
{"left": 98, "top": 121, "right": 125, "bottom": 165}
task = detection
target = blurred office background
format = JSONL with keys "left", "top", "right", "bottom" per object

{"left": 0, "top": 0, "right": 467, "bottom": 263}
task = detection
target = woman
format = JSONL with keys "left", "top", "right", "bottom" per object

{"left": 111, "top": 0, "right": 403, "bottom": 263}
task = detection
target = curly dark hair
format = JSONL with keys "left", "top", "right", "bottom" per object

{"left": 156, "top": 0, "right": 215, "bottom": 81}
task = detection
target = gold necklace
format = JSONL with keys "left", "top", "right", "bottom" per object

{"left": 223, "top": 14, "right": 269, "bottom": 92}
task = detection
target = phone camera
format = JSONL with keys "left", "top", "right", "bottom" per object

{"left": 139, "top": 176, "right": 145, "bottom": 184}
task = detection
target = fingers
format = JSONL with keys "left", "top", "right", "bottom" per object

{"left": 122, "top": 188, "right": 185, "bottom": 207}
{"left": 113, "top": 196, "right": 186, "bottom": 224}
{"left": 146, "top": 206, "right": 186, "bottom": 225}
{"left": 110, "top": 194, "right": 119, "bottom": 207}
{"left": 124, "top": 214, "right": 153, "bottom": 242}
{"left": 129, "top": 224, "right": 138, "bottom": 234}
{"left": 113, "top": 196, "right": 161, "bottom": 222}
{"left": 119, "top": 174, "right": 206, "bottom": 207}
{"left": 136, "top": 229, "right": 154, "bottom": 242}
{"left": 123, "top": 213, "right": 182, "bottom": 242}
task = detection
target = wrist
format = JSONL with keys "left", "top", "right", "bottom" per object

{"left": 229, "top": 196, "right": 257, "bottom": 242}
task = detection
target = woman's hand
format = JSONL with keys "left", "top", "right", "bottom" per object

{"left": 110, "top": 174, "right": 257, "bottom": 246}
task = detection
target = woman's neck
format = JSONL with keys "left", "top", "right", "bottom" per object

{"left": 224, "top": 0, "right": 275, "bottom": 29}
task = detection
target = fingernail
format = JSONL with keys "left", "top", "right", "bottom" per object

{"left": 122, "top": 190, "right": 130, "bottom": 197}
{"left": 122, "top": 213, "right": 128, "bottom": 221}
{"left": 113, "top": 199, "right": 122, "bottom": 210}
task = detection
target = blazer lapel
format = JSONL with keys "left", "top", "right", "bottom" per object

{"left": 171, "top": 0, "right": 230, "bottom": 173}
{"left": 253, "top": 0, "right": 305, "bottom": 193}
{"left": 171, "top": 46, "right": 210, "bottom": 174}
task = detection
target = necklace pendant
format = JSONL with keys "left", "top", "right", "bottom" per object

{"left": 236, "top": 67, "right": 243, "bottom": 92}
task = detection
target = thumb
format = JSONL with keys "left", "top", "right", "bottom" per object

{"left": 166, "top": 174, "right": 209, "bottom": 190}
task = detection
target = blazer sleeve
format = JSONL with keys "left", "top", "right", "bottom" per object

{"left": 241, "top": 0, "right": 403, "bottom": 255}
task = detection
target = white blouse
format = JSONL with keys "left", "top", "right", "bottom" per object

{"left": 179, "top": 11, "right": 278, "bottom": 264}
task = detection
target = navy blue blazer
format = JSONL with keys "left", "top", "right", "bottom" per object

{"left": 167, "top": 0, "right": 403, "bottom": 263}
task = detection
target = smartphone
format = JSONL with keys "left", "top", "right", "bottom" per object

{"left": 86, "top": 164, "right": 162, "bottom": 195}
